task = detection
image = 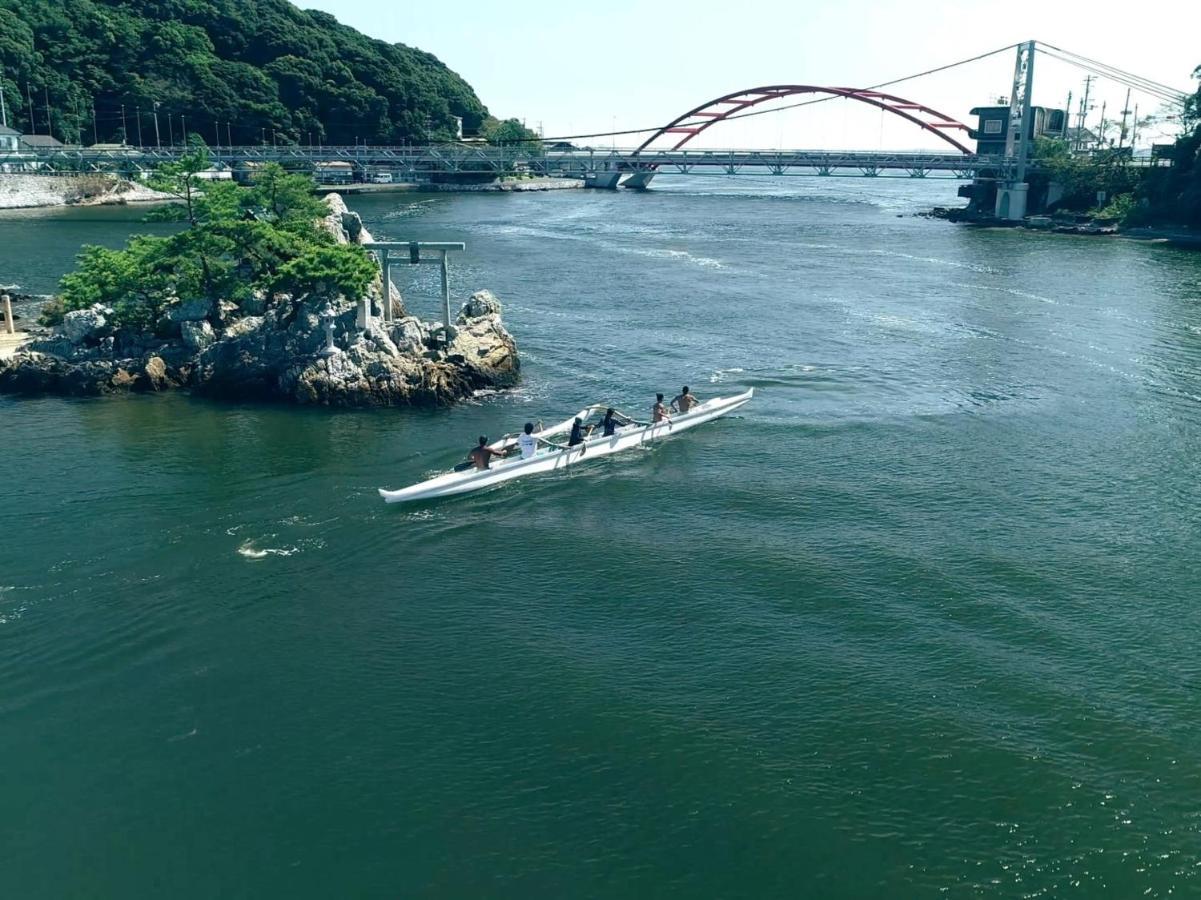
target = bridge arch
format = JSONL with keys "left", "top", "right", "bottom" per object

{"left": 635, "top": 86, "right": 973, "bottom": 155}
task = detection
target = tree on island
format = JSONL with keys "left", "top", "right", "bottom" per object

{"left": 53, "top": 155, "right": 376, "bottom": 331}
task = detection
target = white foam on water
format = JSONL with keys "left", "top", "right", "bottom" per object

{"left": 237, "top": 537, "right": 325, "bottom": 560}
{"left": 709, "top": 367, "right": 746, "bottom": 384}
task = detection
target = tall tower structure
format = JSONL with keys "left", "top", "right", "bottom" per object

{"left": 996, "top": 40, "right": 1036, "bottom": 219}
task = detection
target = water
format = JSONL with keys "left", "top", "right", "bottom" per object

{"left": 3, "top": 178, "right": 1201, "bottom": 899}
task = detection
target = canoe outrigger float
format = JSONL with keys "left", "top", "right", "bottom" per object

{"left": 378, "top": 388, "right": 754, "bottom": 503}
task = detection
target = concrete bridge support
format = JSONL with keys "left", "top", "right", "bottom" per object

{"left": 584, "top": 172, "right": 622, "bottom": 190}
{"left": 995, "top": 182, "right": 1029, "bottom": 221}
{"left": 622, "top": 171, "right": 656, "bottom": 190}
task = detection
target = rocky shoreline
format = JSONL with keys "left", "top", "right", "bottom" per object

{"left": 924, "top": 206, "right": 1201, "bottom": 247}
{"left": 0, "top": 174, "right": 175, "bottom": 210}
{"left": 0, "top": 194, "right": 520, "bottom": 406}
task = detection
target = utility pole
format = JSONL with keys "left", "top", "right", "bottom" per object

{"left": 152, "top": 102, "right": 161, "bottom": 148}
{"left": 181, "top": 114, "right": 186, "bottom": 145}
{"left": 1131, "top": 103, "right": 1140, "bottom": 149}
{"left": 226, "top": 122, "right": 232, "bottom": 147}
{"left": 1075, "top": 75, "right": 1094, "bottom": 151}
{"left": 120, "top": 104, "right": 128, "bottom": 145}
{"left": 43, "top": 86, "right": 51, "bottom": 139}
{"left": 1062, "top": 91, "right": 1072, "bottom": 140}
{"left": 26, "top": 83, "right": 35, "bottom": 134}
{"left": 91, "top": 102, "right": 97, "bottom": 145}
{"left": 1117, "top": 87, "right": 1132, "bottom": 149}
{"left": 1098, "top": 100, "right": 1107, "bottom": 148}
{"left": 168, "top": 114, "right": 174, "bottom": 147}
{"left": 136, "top": 107, "right": 144, "bottom": 146}
{"left": 214, "top": 121, "right": 220, "bottom": 147}
{"left": 0, "top": 84, "right": 7, "bottom": 128}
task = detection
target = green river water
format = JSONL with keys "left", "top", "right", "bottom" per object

{"left": 2, "top": 178, "right": 1200, "bottom": 898}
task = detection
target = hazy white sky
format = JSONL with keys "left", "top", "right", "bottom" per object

{"left": 298, "top": 0, "right": 1198, "bottom": 150}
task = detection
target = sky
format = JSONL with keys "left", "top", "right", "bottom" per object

{"left": 297, "top": 0, "right": 1199, "bottom": 151}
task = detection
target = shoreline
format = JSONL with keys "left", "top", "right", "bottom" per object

{"left": 926, "top": 207, "right": 1201, "bottom": 249}
{"left": 0, "top": 174, "right": 174, "bottom": 211}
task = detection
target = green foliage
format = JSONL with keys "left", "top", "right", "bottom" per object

{"left": 245, "top": 163, "right": 327, "bottom": 224}
{"left": 1031, "top": 138, "right": 1143, "bottom": 215}
{"left": 482, "top": 117, "right": 540, "bottom": 147}
{"left": 1093, "top": 193, "right": 1137, "bottom": 222}
{"left": 1136, "top": 68, "right": 1201, "bottom": 228}
{"left": 58, "top": 167, "right": 376, "bottom": 330}
{"left": 59, "top": 236, "right": 176, "bottom": 330}
{"left": 0, "top": 0, "right": 490, "bottom": 146}
{"left": 271, "top": 240, "right": 377, "bottom": 300}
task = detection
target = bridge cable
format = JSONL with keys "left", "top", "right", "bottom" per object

{"left": 1036, "top": 51, "right": 1185, "bottom": 107}
{"left": 1035, "top": 43, "right": 1189, "bottom": 102}
{"left": 1036, "top": 51, "right": 1185, "bottom": 104}
{"left": 533, "top": 43, "right": 1020, "bottom": 143}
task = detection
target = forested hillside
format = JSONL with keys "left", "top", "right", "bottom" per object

{"left": 0, "top": 0, "right": 491, "bottom": 145}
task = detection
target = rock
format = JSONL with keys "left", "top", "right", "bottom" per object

{"left": 389, "top": 316, "right": 428, "bottom": 353}
{"left": 27, "top": 337, "right": 78, "bottom": 358}
{"left": 167, "top": 297, "right": 211, "bottom": 323}
{"left": 62, "top": 307, "right": 107, "bottom": 344}
{"left": 216, "top": 300, "right": 239, "bottom": 324}
{"left": 143, "top": 356, "right": 170, "bottom": 391}
{"left": 223, "top": 316, "right": 264, "bottom": 340}
{"left": 458, "top": 289, "right": 502, "bottom": 322}
{"left": 181, "top": 320, "right": 214, "bottom": 352}
{"left": 341, "top": 211, "right": 364, "bottom": 242}
{"left": 321, "top": 194, "right": 351, "bottom": 244}
{"left": 447, "top": 312, "right": 520, "bottom": 385}
{"left": 241, "top": 290, "right": 268, "bottom": 316}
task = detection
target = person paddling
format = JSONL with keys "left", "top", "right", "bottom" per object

{"left": 568, "top": 417, "right": 591, "bottom": 452}
{"left": 467, "top": 435, "right": 505, "bottom": 470}
{"left": 652, "top": 393, "right": 671, "bottom": 424}
{"left": 516, "top": 422, "right": 551, "bottom": 459}
{"left": 600, "top": 407, "right": 631, "bottom": 437}
{"left": 671, "top": 386, "right": 699, "bottom": 414}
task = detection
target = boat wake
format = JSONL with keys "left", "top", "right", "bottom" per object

{"left": 236, "top": 537, "right": 326, "bottom": 560}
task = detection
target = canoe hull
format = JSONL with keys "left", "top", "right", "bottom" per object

{"left": 378, "top": 388, "right": 753, "bottom": 503}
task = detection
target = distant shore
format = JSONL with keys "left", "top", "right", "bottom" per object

{"left": 0, "top": 174, "right": 174, "bottom": 211}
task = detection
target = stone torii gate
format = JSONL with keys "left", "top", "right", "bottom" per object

{"left": 362, "top": 241, "right": 465, "bottom": 334}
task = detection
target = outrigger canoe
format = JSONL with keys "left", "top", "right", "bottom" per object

{"left": 378, "top": 388, "right": 753, "bottom": 503}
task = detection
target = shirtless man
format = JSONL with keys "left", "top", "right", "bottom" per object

{"left": 467, "top": 435, "right": 505, "bottom": 470}
{"left": 671, "top": 386, "right": 699, "bottom": 414}
{"left": 652, "top": 393, "right": 671, "bottom": 424}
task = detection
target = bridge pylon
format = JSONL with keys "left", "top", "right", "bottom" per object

{"left": 995, "top": 40, "right": 1036, "bottom": 220}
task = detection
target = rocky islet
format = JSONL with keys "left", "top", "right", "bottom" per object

{"left": 0, "top": 194, "right": 519, "bottom": 406}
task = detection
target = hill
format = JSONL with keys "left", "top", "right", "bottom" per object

{"left": 0, "top": 0, "right": 491, "bottom": 145}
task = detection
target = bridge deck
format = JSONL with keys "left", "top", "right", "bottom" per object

{"left": 0, "top": 145, "right": 1032, "bottom": 178}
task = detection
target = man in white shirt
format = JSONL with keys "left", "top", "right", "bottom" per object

{"left": 517, "top": 422, "right": 544, "bottom": 459}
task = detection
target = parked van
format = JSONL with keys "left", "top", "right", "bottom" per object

{"left": 370, "top": 172, "right": 393, "bottom": 184}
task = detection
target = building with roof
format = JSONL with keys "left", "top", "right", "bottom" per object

{"left": 0, "top": 125, "right": 21, "bottom": 152}
{"left": 19, "top": 134, "right": 64, "bottom": 150}
{"left": 969, "top": 106, "right": 1067, "bottom": 157}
